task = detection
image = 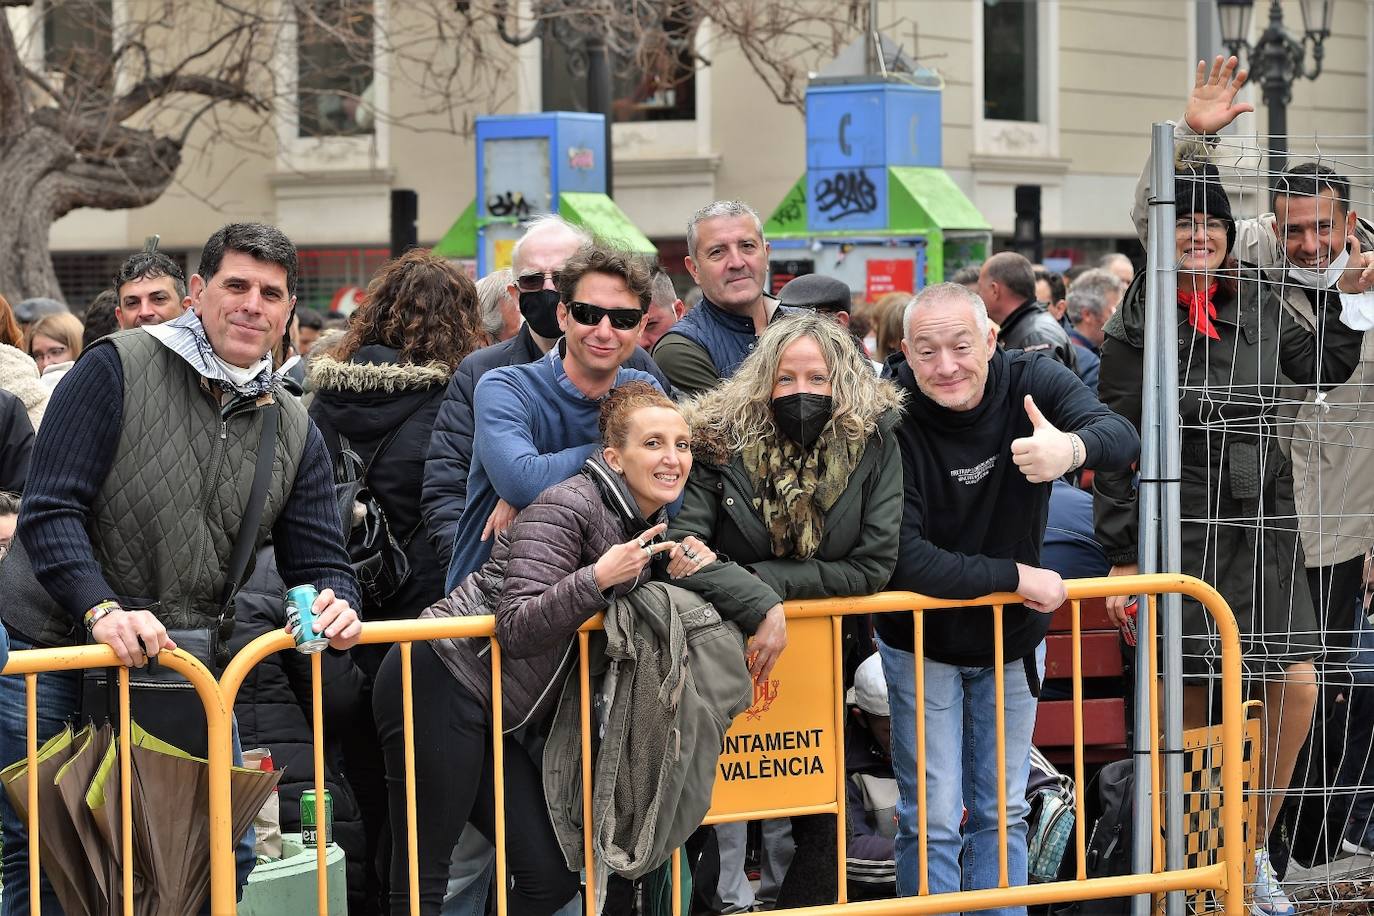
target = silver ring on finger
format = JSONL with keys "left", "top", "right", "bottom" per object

{"left": 642, "top": 545, "right": 653, "bottom": 559}
{"left": 683, "top": 548, "right": 697, "bottom": 560}
{"left": 637, "top": 536, "right": 649, "bottom": 548}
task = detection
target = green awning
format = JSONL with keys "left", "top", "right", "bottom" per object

{"left": 558, "top": 192, "right": 656, "bottom": 254}
{"left": 763, "top": 167, "right": 988, "bottom": 238}
{"left": 432, "top": 199, "right": 476, "bottom": 259}
{"left": 888, "top": 167, "right": 990, "bottom": 233}
{"left": 433, "top": 192, "right": 655, "bottom": 261}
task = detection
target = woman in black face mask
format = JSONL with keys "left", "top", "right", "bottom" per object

{"left": 670, "top": 312, "right": 905, "bottom": 908}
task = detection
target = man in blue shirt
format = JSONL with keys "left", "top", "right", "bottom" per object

{"left": 445, "top": 243, "right": 663, "bottom": 588}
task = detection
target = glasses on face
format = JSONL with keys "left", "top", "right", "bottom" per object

{"left": 33, "top": 345, "right": 68, "bottom": 364}
{"left": 1175, "top": 218, "right": 1228, "bottom": 237}
{"left": 515, "top": 269, "right": 562, "bottom": 292}
{"left": 567, "top": 301, "right": 644, "bottom": 331}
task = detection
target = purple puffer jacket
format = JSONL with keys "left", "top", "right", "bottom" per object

{"left": 422, "top": 472, "right": 653, "bottom": 732}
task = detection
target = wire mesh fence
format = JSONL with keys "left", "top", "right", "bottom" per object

{"left": 1136, "top": 127, "right": 1374, "bottom": 914}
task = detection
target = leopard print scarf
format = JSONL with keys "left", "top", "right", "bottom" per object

{"left": 742, "top": 431, "right": 865, "bottom": 559}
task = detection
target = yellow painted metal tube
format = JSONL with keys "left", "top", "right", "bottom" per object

{"left": 1148, "top": 594, "right": 1163, "bottom": 873}
{"left": 401, "top": 643, "right": 419, "bottom": 916}
{"left": 671, "top": 847, "right": 681, "bottom": 916}
{"left": 578, "top": 632, "right": 595, "bottom": 916}
{"left": 491, "top": 639, "right": 508, "bottom": 916}
{"left": 311, "top": 651, "right": 328, "bottom": 914}
{"left": 992, "top": 603, "right": 1008, "bottom": 889}
{"left": 25, "top": 673, "right": 37, "bottom": 916}
{"left": 119, "top": 668, "right": 132, "bottom": 916}
{"left": 702, "top": 802, "right": 839, "bottom": 826}
{"left": 913, "top": 610, "right": 928, "bottom": 897}
{"left": 1070, "top": 599, "right": 1086, "bottom": 880}
{"left": 831, "top": 615, "right": 848, "bottom": 904}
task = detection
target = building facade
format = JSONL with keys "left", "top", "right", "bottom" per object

{"left": 10, "top": 0, "right": 1374, "bottom": 310}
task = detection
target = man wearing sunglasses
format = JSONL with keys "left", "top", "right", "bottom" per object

{"left": 442, "top": 243, "right": 666, "bottom": 589}
{"left": 422, "top": 215, "right": 668, "bottom": 570}
{"left": 653, "top": 199, "right": 787, "bottom": 397}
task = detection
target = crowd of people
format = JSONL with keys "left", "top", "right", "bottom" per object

{"left": 0, "top": 54, "right": 1373, "bottom": 916}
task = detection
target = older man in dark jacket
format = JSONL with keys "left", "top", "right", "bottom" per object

{"left": 978, "top": 252, "right": 1078, "bottom": 373}
{"left": 882, "top": 282, "right": 1137, "bottom": 911}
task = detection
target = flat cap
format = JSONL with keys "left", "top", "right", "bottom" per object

{"left": 778, "top": 273, "right": 852, "bottom": 313}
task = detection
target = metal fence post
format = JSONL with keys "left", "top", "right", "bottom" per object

{"left": 1134, "top": 121, "right": 1181, "bottom": 916}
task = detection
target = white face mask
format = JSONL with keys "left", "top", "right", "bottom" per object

{"left": 1287, "top": 247, "right": 1349, "bottom": 289}
{"left": 213, "top": 352, "right": 272, "bottom": 386}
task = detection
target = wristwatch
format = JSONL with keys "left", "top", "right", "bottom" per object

{"left": 84, "top": 600, "right": 122, "bottom": 636}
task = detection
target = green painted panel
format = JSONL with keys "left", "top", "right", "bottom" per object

{"left": 432, "top": 199, "right": 477, "bottom": 259}
{"left": 558, "top": 192, "right": 657, "bottom": 254}
{"left": 764, "top": 176, "right": 809, "bottom": 238}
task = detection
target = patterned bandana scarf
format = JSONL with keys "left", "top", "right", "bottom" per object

{"left": 1177, "top": 282, "right": 1220, "bottom": 341}
{"left": 743, "top": 428, "right": 864, "bottom": 559}
{"left": 143, "top": 310, "right": 295, "bottom": 397}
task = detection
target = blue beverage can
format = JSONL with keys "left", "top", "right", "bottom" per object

{"left": 285, "top": 584, "right": 329, "bottom": 654}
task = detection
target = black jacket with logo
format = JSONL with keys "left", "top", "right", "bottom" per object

{"left": 881, "top": 349, "right": 1137, "bottom": 666}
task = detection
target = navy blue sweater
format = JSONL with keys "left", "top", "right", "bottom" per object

{"left": 19, "top": 345, "right": 358, "bottom": 626}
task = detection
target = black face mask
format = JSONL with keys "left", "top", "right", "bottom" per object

{"left": 771, "top": 393, "right": 833, "bottom": 449}
{"left": 519, "top": 288, "right": 564, "bottom": 340}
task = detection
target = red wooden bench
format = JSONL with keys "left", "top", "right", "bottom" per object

{"left": 1033, "top": 596, "right": 1128, "bottom": 764}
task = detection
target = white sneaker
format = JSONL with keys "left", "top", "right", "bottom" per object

{"left": 1250, "top": 848, "right": 1295, "bottom": 916}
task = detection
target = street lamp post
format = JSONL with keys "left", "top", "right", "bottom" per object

{"left": 1216, "top": 0, "right": 1334, "bottom": 176}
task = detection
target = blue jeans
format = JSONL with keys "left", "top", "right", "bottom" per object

{"left": 0, "top": 635, "right": 253, "bottom": 915}
{"left": 878, "top": 637, "right": 1045, "bottom": 916}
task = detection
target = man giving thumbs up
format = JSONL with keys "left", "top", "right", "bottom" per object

{"left": 878, "top": 281, "right": 1139, "bottom": 905}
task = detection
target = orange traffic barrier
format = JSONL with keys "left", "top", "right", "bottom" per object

{"left": 3, "top": 573, "right": 1245, "bottom": 915}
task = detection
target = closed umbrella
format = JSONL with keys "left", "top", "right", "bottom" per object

{"left": 0, "top": 725, "right": 109, "bottom": 916}
{"left": 85, "top": 722, "right": 279, "bottom": 915}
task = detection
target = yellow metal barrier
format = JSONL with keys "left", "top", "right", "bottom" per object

{"left": 2, "top": 573, "right": 1245, "bottom": 915}
{"left": 0, "top": 645, "right": 230, "bottom": 916}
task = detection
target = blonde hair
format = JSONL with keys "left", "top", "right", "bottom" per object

{"left": 686, "top": 313, "right": 902, "bottom": 453}
{"left": 25, "top": 312, "right": 83, "bottom": 363}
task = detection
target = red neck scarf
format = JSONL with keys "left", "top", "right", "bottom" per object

{"left": 1178, "top": 282, "right": 1220, "bottom": 341}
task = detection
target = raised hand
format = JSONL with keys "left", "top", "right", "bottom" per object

{"left": 1010, "top": 395, "right": 1079, "bottom": 484}
{"left": 1184, "top": 55, "right": 1254, "bottom": 135}
{"left": 594, "top": 522, "right": 675, "bottom": 591}
{"left": 1337, "top": 211, "right": 1374, "bottom": 295}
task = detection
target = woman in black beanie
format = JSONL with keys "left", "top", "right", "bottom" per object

{"left": 1093, "top": 168, "right": 1363, "bottom": 915}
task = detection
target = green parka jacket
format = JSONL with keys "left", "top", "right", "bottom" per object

{"left": 668, "top": 408, "right": 905, "bottom": 613}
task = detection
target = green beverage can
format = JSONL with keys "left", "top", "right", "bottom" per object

{"left": 285, "top": 584, "right": 329, "bottom": 654}
{"left": 301, "top": 788, "right": 333, "bottom": 847}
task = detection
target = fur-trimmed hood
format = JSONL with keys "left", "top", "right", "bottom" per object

{"left": 309, "top": 346, "right": 451, "bottom": 394}
{"left": 683, "top": 379, "right": 904, "bottom": 468}
{"left": 308, "top": 343, "right": 452, "bottom": 444}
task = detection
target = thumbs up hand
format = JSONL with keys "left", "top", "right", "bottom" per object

{"left": 1011, "top": 395, "right": 1081, "bottom": 483}
{"left": 1337, "top": 211, "right": 1374, "bottom": 295}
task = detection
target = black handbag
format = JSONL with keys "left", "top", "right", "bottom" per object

{"left": 334, "top": 404, "right": 425, "bottom": 615}
{"left": 81, "top": 402, "right": 279, "bottom": 758}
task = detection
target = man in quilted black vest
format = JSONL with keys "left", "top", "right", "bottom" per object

{"left": 0, "top": 223, "right": 361, "bottom": 914}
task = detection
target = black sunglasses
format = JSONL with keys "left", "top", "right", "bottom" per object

{"left": 515, "top": 270, "right": 562, "bottom": 292}
{"left": 568, "top": 300, "right": 644, "bottom": 331}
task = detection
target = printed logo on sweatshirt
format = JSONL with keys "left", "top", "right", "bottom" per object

{"left": 949, "top": 455, "right": 996, "bottom": 485}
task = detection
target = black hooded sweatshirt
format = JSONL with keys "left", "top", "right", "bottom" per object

{"left": 880, "top": 348, "right": 1138, "bottom": 667}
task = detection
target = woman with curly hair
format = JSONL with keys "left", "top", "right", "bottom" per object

{"left": 307, "top": 248, "right": 485, "bottom": 911}
{"left": 310, "top": 247, "right": 484, "bottom": 618}
{"left": 671, "top": 312, "right": 905, "bottom": 908}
